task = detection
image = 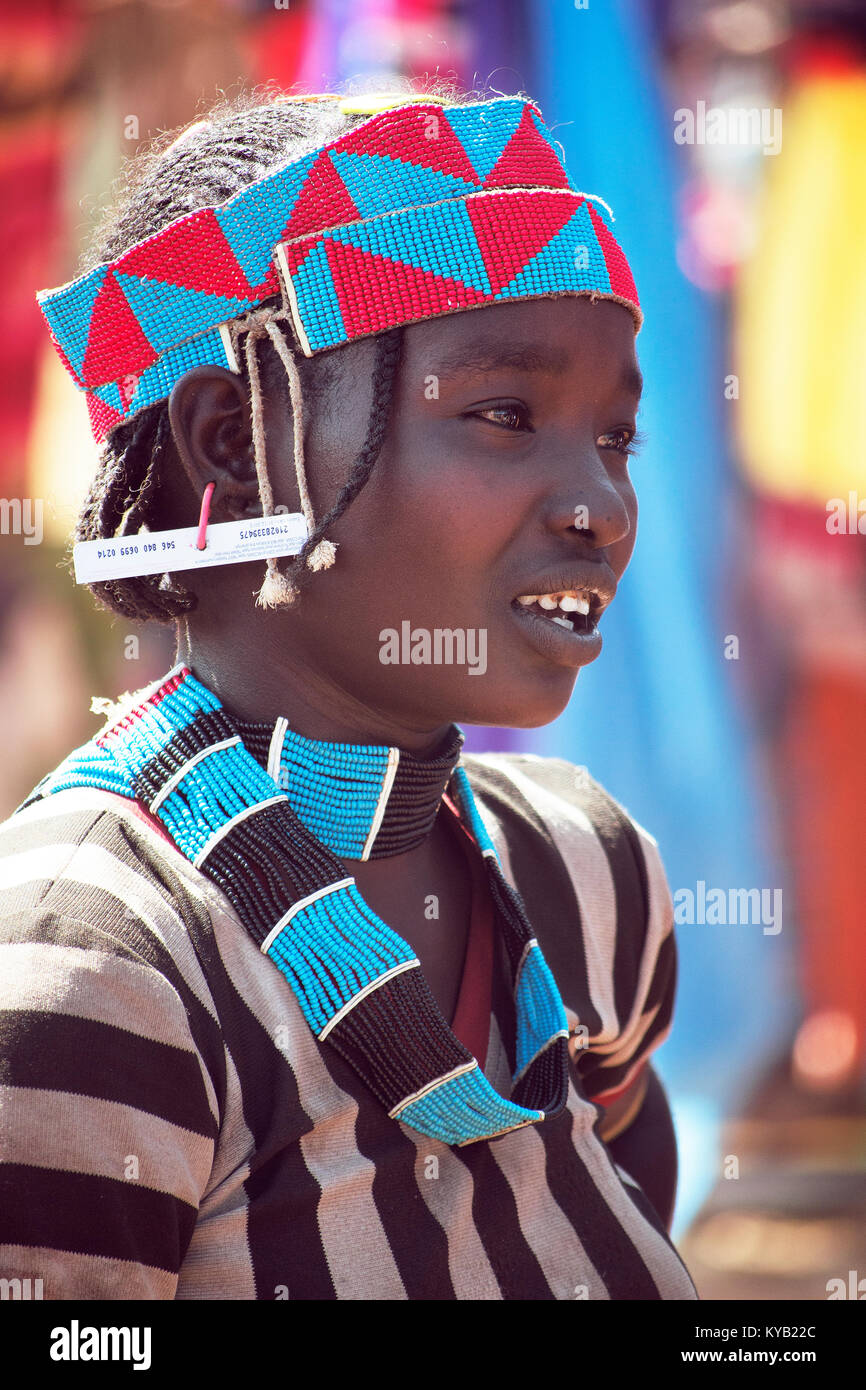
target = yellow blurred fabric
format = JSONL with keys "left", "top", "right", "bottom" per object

{"left": 27, "top": 343, "right": 97, "bottom": 548}
{"left": 736, "top": 73, "right": 866, "bottom": 503}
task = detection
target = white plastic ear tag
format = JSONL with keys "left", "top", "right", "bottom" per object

{"left": 73, "top": 513, "right": 309, "bottom": 584}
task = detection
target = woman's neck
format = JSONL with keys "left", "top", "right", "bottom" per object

{"left": 174, "top": 624, "right": 457, "bottom": 756}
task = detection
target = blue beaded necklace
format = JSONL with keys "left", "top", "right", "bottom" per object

{"left": 233, "top": 712, "right": 465, "bottom": 860}
{"left": 23, "top": 662, "right": 570, "bottom": 1147}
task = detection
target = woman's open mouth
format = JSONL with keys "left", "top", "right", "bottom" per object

{"left": 516, "top": 589, "right": 600, "bottom": 631}
{"left": 510, "top": 588, "right": 604, "bottom": 666}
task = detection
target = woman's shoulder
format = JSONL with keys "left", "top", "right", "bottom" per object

{"left": 0, "top": 778, "right": 232, "bottom": 1138}
{"left": 0, "top": 782, "right": 223, "bottom": 956}
{"left": 461, "top": 749, "right": 666, "bottom": 877}
{"left": 460, "top": 750, "right": 673, "bottom": 973}
{"left": 462, "top": 751, "right": 678, "bottom": 1093}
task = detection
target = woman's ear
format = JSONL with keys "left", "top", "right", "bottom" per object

{"left": 168, "top": 365, "right": 260, "bottom": 520}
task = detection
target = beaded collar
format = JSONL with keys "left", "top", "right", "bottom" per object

{"left": 234, "top": 715, "right": 464, "bottom": 860}
{"left": 22, "top": 663, "right": 570, "bottom": 1147}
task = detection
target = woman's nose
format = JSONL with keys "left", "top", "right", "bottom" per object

{"left": 543, "top": 448, "right": 633, "bottom": 550}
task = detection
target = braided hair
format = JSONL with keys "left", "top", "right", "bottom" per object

{"left": 73, "top": 84, "right": 465, "bottom": 624}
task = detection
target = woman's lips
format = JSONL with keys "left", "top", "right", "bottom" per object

{"left": 509, "top": 597, "right": 603, "bottom": 668}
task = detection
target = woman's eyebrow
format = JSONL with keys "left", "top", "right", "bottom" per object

{"left": 432, "top": 346, "right": 644, "bottom": 403}
{"left": 620, "top": 363, "right": 644, "bottom": 402}
{"left": 434, "top": 343, "right": 570, "bottom": 380}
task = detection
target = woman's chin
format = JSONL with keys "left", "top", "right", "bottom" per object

{"left": 454, "top": 674, "right": 580, "bottom": 731}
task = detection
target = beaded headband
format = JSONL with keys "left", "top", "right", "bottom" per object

{"left": 37, "top": 94, "right": 641, "bottom": 445}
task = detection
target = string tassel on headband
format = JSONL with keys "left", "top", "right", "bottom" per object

{"left": 261, "top": 315, "right": 337, "bottom": 574}
{"left": 237, "top": 306, "right": 335, "bottom": 609}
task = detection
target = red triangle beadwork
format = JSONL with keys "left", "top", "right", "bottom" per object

{"left": 333, "top": 105, "right": 482, "bottom": 185}
{"left": 282, "top": 151, "right": 360, "bottom": 241}
{"left": 86, "top": 390, "right": 125, "bottom": 439}
{"left": 81, "top": 272, "right": 159, "bottom": 389}
{"left": 325, "top": 238, "right": 486, "bottom": 339}
{"left": 468, "top": 190, "right": 579, "bottom": 296}
{"left": 586, "top": 201, "right": 640, "bottom": 308}
{"left": 115, "top": 208, "right": 254, "bottom": 299}
{"left": 484, "top": 105, "right": 571, "bottom": 191}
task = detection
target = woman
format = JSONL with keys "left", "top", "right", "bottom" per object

{"left": 0, "top": 86, "right": 697, "bottom": 1299}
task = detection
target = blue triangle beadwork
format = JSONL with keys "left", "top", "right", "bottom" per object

{"left": 22, "top": 663, "right": 570, "bottom": 1146}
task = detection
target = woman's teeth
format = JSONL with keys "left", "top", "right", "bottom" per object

{"left": 516, "top": 590, "right": 592, "bottom": 618}
{"left": 557, "top": 594, "right": 590, "bottom": 614}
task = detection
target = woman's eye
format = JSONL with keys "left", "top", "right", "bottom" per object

{"left": 597, "top": 426, "right": 642, "bottom": 457}
{"left": 472, "top": 404, "right": 533, "bottom": 432}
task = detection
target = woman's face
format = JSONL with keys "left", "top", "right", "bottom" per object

{"left": 270, "top": 295, "right": 642, "bottom": 731}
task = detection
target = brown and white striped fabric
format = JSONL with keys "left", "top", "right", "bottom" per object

{"left": 0, "top": 750, "right": 697, "bottom": 1300}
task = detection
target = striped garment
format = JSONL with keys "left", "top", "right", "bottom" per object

{"left": 0, "top": 748, "right": 697, "bottom": 1300}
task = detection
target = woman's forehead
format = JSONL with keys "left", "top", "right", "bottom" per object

{"left": 402, "top": 297, "right": 640, "bottom": 377}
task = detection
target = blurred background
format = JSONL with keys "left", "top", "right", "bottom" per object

{"left": 1, "top": 0, "right": 865, "bottom": 1299}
